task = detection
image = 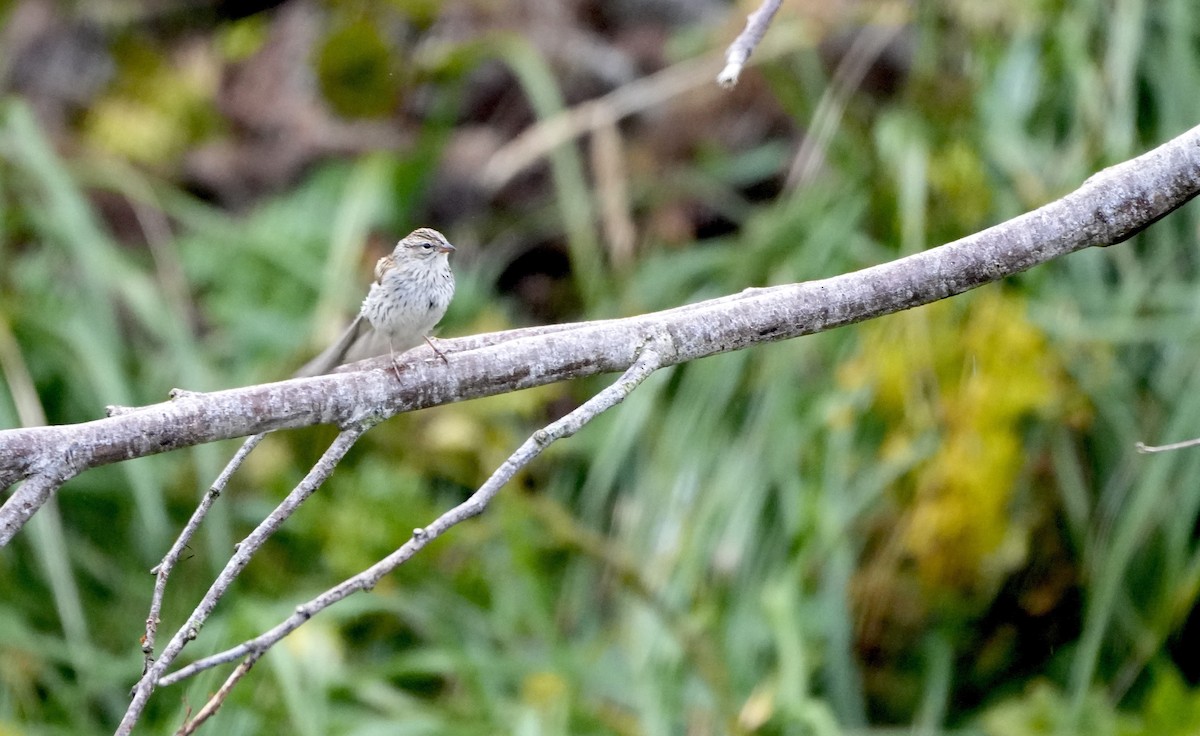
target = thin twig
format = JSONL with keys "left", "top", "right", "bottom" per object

{"left": 717, "top": 0, "right": 783, "bottom": 88}
{"left": 173, "top": 653, "right": 261, "bottom": 736}
{"left": 1136, "top": 437, "right": 1200, "bottom": 453}
{"left": 590, "top": 121, "right": 636, "bottom": 270}
{"left": 143, "top": 433, "right": 267, "bottom": 671}
{"left": 157, "top": 331, "right": 676, "bottom": 689}
{"left": 118, "top": 426, "right": 370, "bottom": 735}
{"left": 2, "top": 473, "right": 63, "bottom": 530}
{"left": 786, "top": 18, "right": 906, "bottom": 190}
{"left": 481, "top": 52, "right": 721, "bottom": 192}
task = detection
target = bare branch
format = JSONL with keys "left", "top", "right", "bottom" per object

{"left": 156, "top": 331, "right": 675, "bottom": 689}
{"left": 2, "top": 473, "right": 63, "bottom": 536}
{"left": 717, "top": 0, "right": 783, "bottom": 88}
{"left": 172, "top": 654, "right": 260, "bottom": 736}
{"left": 117, "top": 426, "right": 369, "bottom": 735}
{"left": 143, "top": 432, "right": 267, "bottom": 671}
{"left": 4, "top": 124, "right": 1200, "bottom": 548}
{"left": 1136, "top": 437, "right": 1200, "bottom": 453}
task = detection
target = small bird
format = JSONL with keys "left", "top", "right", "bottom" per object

{"left": 295, "top": 228, "right": 456, "bottom": 377}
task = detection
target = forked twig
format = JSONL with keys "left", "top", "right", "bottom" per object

{"left": 143, "top": 433, "right": 266, "bottom": 671}
{"left": 118, "top": 425, "right": 372, "bottom": 735}
{"left": 173, "top": 654, "right": 260, "bottom": 736}
{"left": 155, "top": 331, "right": 677, "bottom": 690}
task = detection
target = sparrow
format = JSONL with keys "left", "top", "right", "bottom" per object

{"left": 295, "top": 228, "right": 456, "bottom": 377}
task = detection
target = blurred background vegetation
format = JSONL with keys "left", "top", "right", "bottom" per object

{"left": 2, "top": 0, "right": 1200, "bottom": 733}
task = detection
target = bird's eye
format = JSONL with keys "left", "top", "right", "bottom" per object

{"left": 421, "top": 242, "right": 434, "bottom": 250}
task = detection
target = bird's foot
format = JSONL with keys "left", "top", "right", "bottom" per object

{"left": 424, "top": 335, "right": 449, "bottom": 364}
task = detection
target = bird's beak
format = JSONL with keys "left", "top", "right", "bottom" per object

{"left": 438, "top": 243, "right": 456, "bottom": 254}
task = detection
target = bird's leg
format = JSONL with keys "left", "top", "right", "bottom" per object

{"left": 424, "top": 335, "right": 449, "bottom": 364}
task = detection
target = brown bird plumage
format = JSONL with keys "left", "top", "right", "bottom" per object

{"left": 295, "top": 228, "right": 456, "bottom": 377}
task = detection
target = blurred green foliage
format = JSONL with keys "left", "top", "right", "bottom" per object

{"left": 3, "top": 0, "right": 1200, "bottom": 734}
{"left": 316, "top": 20, "right": 398, "bottom": 118}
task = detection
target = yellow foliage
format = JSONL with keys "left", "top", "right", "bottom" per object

{"left": 841, "top": 289, "right": 1077, "bottom": 594}
{"left": 83, "top": 42, "right": 219, "bottom": 167}
{"left": 215, "top": 15, "right": 269, "bottom": 61}
{"left": 521, "top": 670, "right": 569, "bottom": 707}
{"left": 929, "top": 138, "right": 992, "bottom": 233}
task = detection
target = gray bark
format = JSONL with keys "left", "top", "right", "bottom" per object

{"left": 3, "top": 123, "right": 1200, "bottom": 545}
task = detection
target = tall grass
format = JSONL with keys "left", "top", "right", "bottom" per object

{"left": 3, "top": 1, "right": 1200, "bottom": 734}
